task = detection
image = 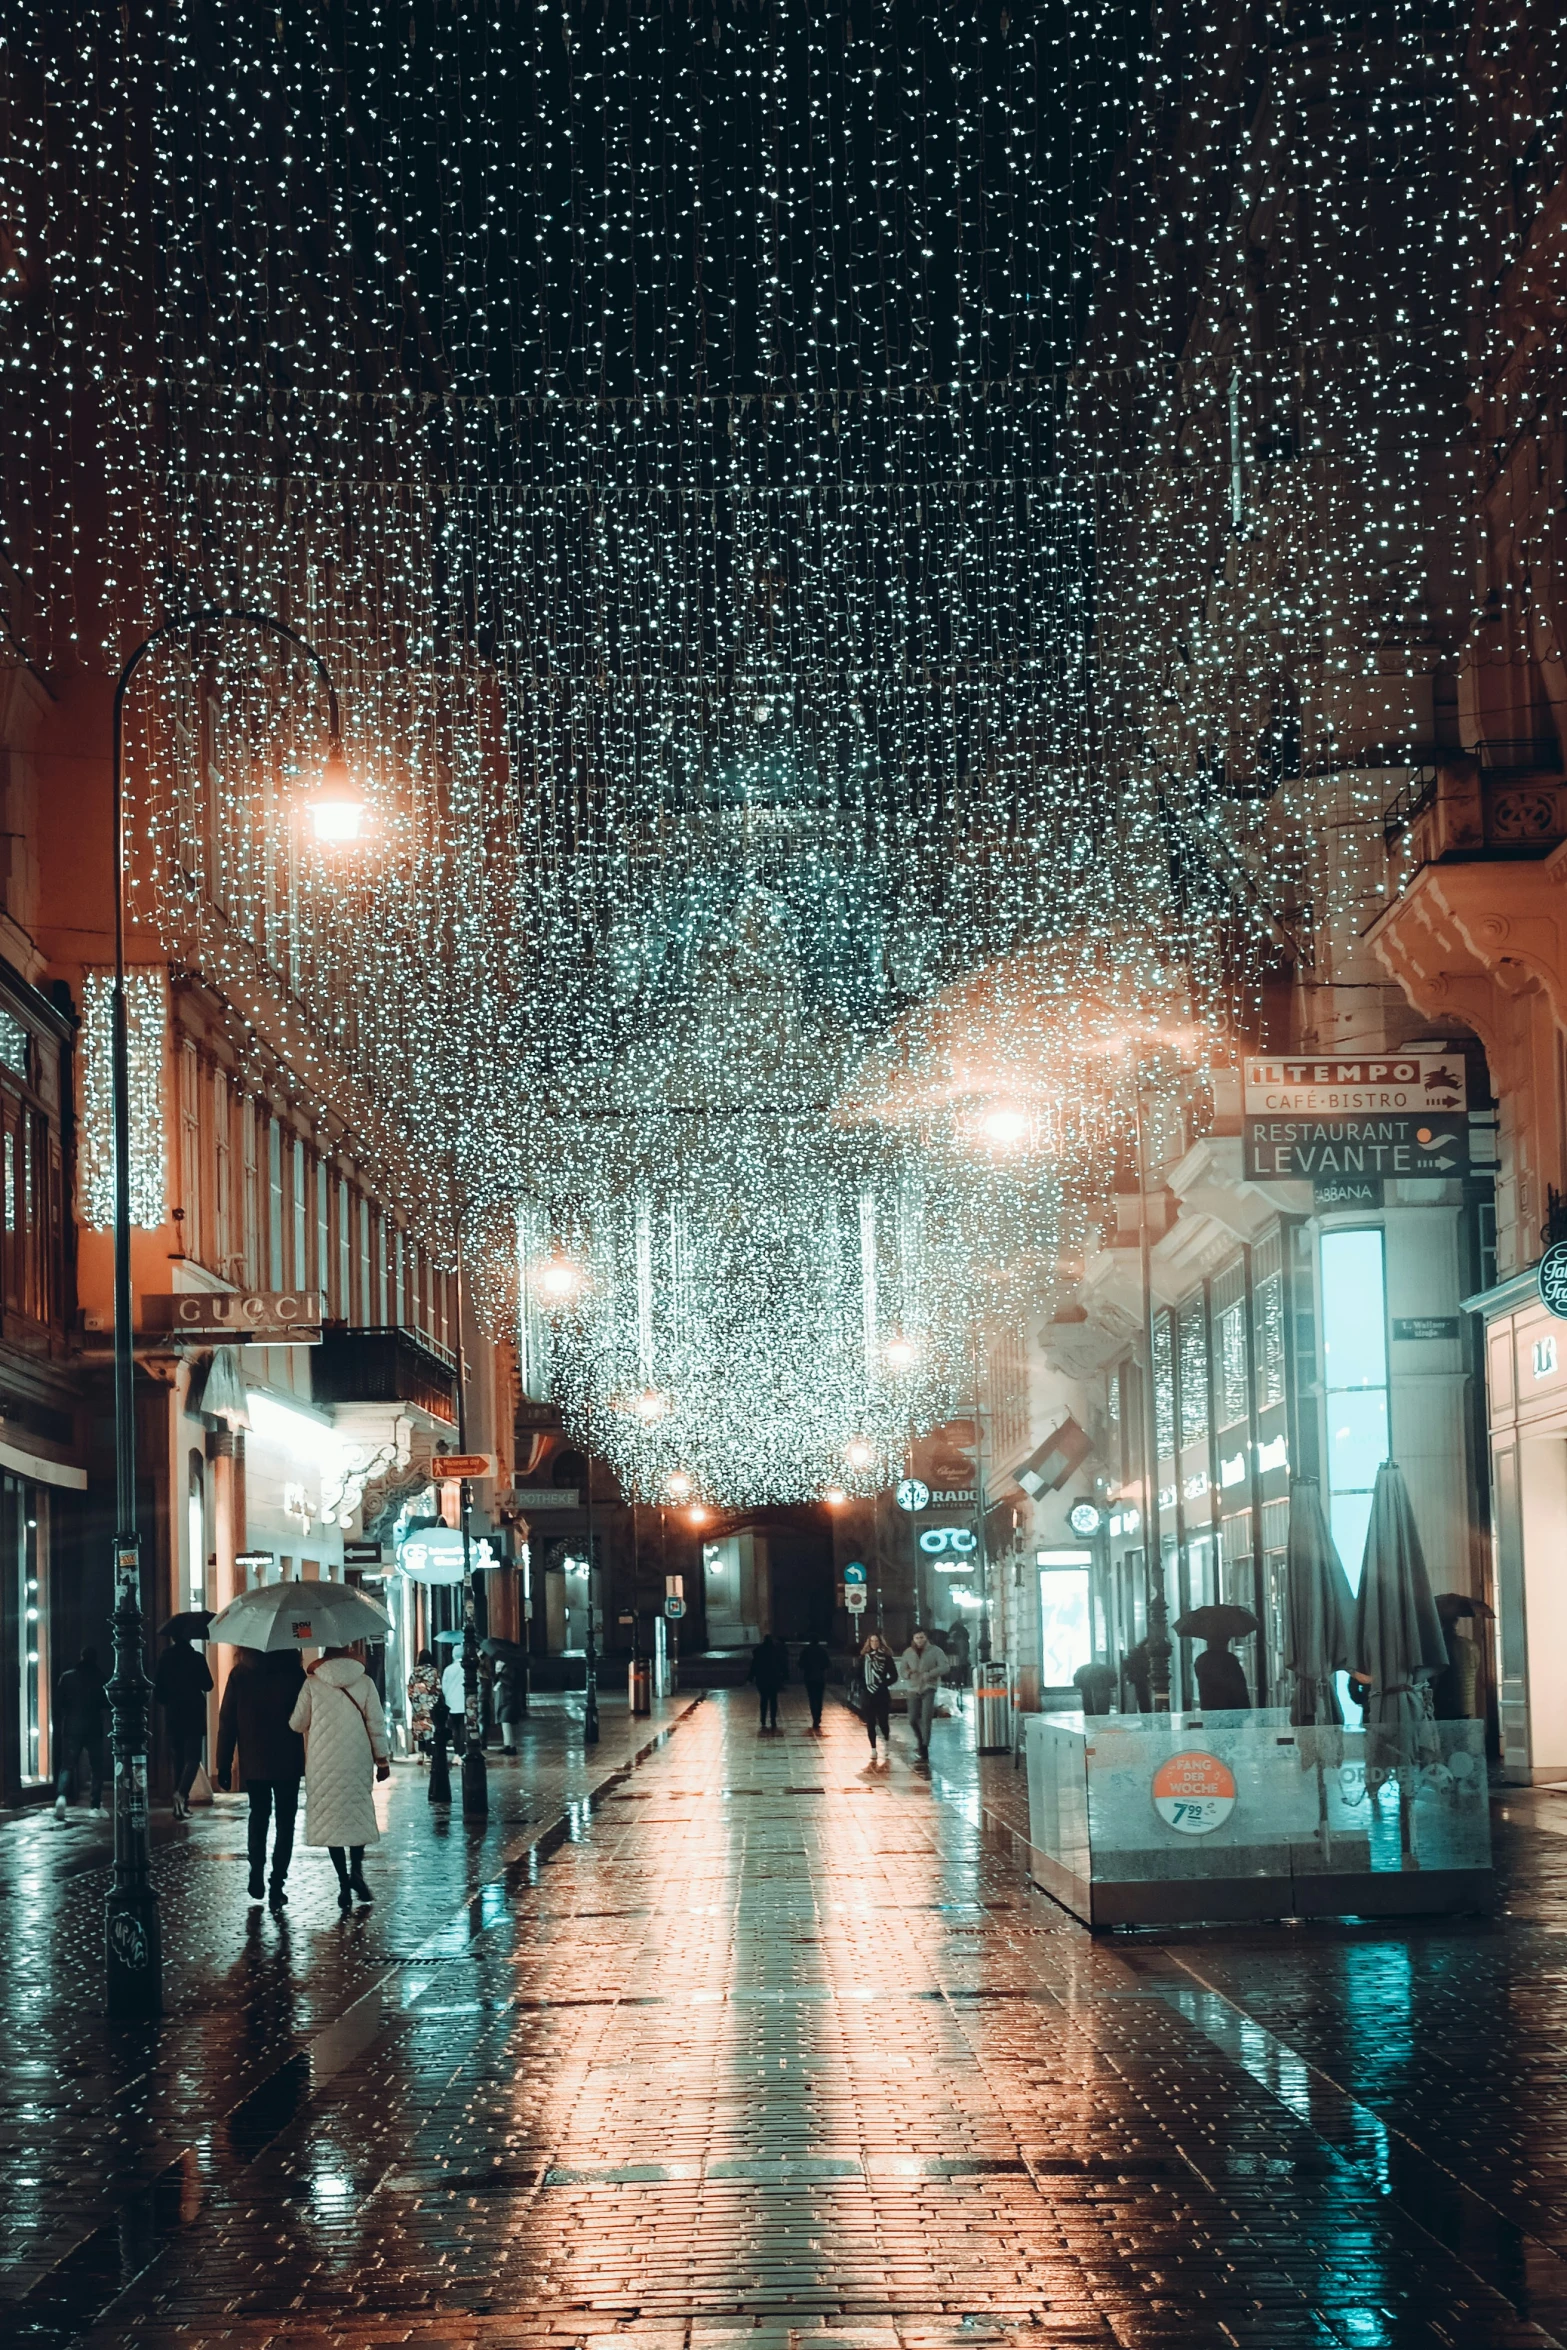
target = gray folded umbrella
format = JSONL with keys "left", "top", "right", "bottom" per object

{"left": 1283, "top": 1476, "right": 1354, "bottom": 1726}
{"left": 1351, "top": 1460, "right": 1450, "bottom": 1799}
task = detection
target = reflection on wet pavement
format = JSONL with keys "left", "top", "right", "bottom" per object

{"left": 8, "top": 1687, "right": 1567, "bottom": 2347}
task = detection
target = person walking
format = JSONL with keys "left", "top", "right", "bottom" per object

{"left": 216, "top": 1647, "right": 306, "bottom": 1911}
{"left": 749, "top": 1633, "right": 787, "bottom": 1731}
{"left": 494, "top": 1650, "right": 526, "bottom": 1753}
{"left": 440, "top": 1649, "right": 468, "bottom": 1754}
{"left": 407, "top": 1648, "right": 440, "bottom": 1761}
{"left": 798, "top": 1636, "right": 830, "bottom": 1732}
{"left": 52, "top": 1646, "right": 108, "bottom": 1820}
{"left": 897, "top": 1627, "right": 950, "bottom": 1770}
{"left": 288, "top": 1645, "right": 391, "bottom": 1909}
{"left": 154, "top": 1628, "right": 213, "bottom": 1818}
{"left": 853, "top": 1631, "right": 898, "bottom": 1768}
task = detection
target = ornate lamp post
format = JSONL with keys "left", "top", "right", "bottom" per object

{"left": 105, "top": 606, "right": 358, "bottom": 2019}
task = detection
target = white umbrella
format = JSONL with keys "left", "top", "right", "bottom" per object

{"left": 206, "top": 1580, "right": 391, "bottom": 1651}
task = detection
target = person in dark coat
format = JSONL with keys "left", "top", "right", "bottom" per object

{"left": 154, "top": 1632, "right": 213, "bottom": 1818}
{"left": 1193, "top": 1642, "right": 1251, "bottom": 1710}
{"left": 798, "top": 1638, "right": 830, "bottom": 1732}
{"left": 53, "top": 1646, "right": 108, "bottom": 1819}
{"left": 749, "top": 1635, "right": 788, "bottom": 1730}
{"left": 216, "top": 1647, "right": 306, "bottom": 1909}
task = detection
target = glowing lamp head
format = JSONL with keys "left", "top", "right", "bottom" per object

{"left": 537, "top": 1258, "right": 583, "bottom": 1304}
{"left": 845, "top": 1437, "right": 875, "bottom": 1471}
{"left": 665, "top": 1469, "right": 693, "bottom": 1501}
{"left": 884, "top": 1335, "right": 917, "bottom": 1371}
{"left": 824, "top": 1485, "right": 848, "bottom": 1507}
{"left": 981, "top": 1103, "right": 1029, "bottom": 1147}
{"left": 634, "top": 1387, "right": 669, "bottom": 1424}
{"left": 687, "top": 1503, "right": 711, "bottom": 1526}
{"left": 306, "top": 744, "right": 368, "bottom": 844}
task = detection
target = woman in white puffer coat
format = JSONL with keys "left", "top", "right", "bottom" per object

{"left": 289, "top": 1647, "right": 391, "bottom": 1909}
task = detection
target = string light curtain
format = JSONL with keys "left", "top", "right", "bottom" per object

{"left": 0, "top": 1, "right": 1484, "bottom": 1498}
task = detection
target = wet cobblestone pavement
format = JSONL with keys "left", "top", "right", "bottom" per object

{"left": 10, "top": 1690, "right": 1567, "bottom": 2348}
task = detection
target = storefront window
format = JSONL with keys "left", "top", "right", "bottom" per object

{"left": 7, "top": 1478, "right": 45, "bottom": 1786}
{"left": 1037, "top": 1548, "right": 1093, "bottom": 1691}
{"left": 1320, "top": 1226, "right": 1389, "bottom": 1586}
{"left": 1153, "top": 1311, "right": 1175, "bottom": 1461}
{"left": 1178, "top": 1299, "right": 1208, "bottom": 1446}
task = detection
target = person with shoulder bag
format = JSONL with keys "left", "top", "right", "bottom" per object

{"left": 289, "top": 1644, "right": 391, "bottom": 1910}
{"left": 853, "top": 1632, "right": 898, "bottom": 1770}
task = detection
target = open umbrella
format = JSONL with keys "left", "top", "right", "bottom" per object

{"left": 1173, "top": 1604, "right": 1258, "bottom": 1644}
{"left": 160, "top": 1608, "right": 215, "bottom": 1641}
{"left": 1175, "top": 1603, "right": 1259, "bottom": 1709}
{"left": 1282, "top": 1477, "right": 1355, "bottom": 1727}
{"left": 206, "top": 1580, "right": 390, "bottom": 1652}
{"left": 1352, "top": 1461, "right": 1450, "bottom": 1836}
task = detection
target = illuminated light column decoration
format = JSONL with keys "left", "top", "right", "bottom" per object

{"left": 104, "top": 606, "right": 358, "bottom": 2021}
{"left": 451, "top": 1227, "right": 486, "bottom": 1821}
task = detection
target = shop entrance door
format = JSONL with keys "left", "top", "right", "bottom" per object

{"left": 1037, "top": 1547, "right": 1093, "bottom": 1706}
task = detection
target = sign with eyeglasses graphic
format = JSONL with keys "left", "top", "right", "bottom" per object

{"left": 918, "top": 1525, "right": 978, "bottom": 1568}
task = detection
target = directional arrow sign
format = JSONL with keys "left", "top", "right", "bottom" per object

{"left": 1244, "top": 1114, "right": 1469, "bottom": 1184}
{"left": 842, "top": 1561, "right": 868, "bottom": 1587}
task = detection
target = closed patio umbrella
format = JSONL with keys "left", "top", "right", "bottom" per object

{"left": 1283, "top": 1477, "right": 1354, "bottom": 1726}
{"left": 1351, "top": 1461, "right": 1450, "bottom": 1823}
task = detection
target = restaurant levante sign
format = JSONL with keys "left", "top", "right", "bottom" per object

{"left": 1242, "top": 1056, "right": 1469, "bottom": 1184}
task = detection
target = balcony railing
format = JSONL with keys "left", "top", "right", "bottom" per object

{"left": 311, "top": 1323, "right": 458, "bottom": 1424}
{"left": 1385, "top": 761, "right": 1567, "bottom": 865}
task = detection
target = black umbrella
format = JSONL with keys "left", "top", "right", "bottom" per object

{"left": 1351, "top": 1460, "right": 1450, "bottom": 1821}
{"left": 1283, "top": 1477, "right": 1354, "bottom": 1727}
{"left": 480, "top": 1636, "right": 527, "bottom": 1659}
{"left": 1173, "top": 1603, "right": 1258, "bottom": 1645}
{"left": 160, "top": 1609, "right": 214, "bottom": 1641}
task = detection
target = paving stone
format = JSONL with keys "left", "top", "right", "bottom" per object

{"left": 3, "top": 1690, "right": 1566, "bottom": 2346}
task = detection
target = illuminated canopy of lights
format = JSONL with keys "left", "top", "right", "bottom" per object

{"left": 2, "top": 4, "right": 1497, "bottom": 1499}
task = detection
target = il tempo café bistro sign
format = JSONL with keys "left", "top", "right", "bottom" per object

{"left": 1241, "top": 1055, "right": 1469, "bottom": 1187}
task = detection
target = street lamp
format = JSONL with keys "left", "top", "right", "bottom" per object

{"left": 105, "top": 604, "right": 358, "bottom": 2019}
{"left": 845, "top": 1437, "right": 876, "bottom": 1471}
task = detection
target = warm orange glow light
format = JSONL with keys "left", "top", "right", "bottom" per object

{"left": 824, "top": 1485, "right": 848, "bottom": 1506}
{"left": 665, "top": 1469, "right": 693, "bottom": 1500}
{"left": 305, "top": 744, "right": 368, "bottom": 843}
{"left": 980, "top": 1103, "right": 1029, "bottom": 1147}
{"left": 845, "top": 1438, "right": 875, "bottom": 1471}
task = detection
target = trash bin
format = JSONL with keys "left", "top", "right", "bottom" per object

{"left": 629, "top": 1657, "right": 652, "bottom": 1716}
{"left": 975, "top": 1659, "right": 1011, "bottom": 1754}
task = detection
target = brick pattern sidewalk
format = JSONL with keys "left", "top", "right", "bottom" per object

{"left": 8, "top": 1686, "right": 1567, "bottom": 2349}
{"left": 2, "top": 1690, "right": 699, "bottom": 2311}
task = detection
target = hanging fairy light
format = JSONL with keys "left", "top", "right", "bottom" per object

{"left": 1, "top": 4, "right": 1490, "bottom": 1499}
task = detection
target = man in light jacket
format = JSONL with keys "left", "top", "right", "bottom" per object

{"left": 897, "top": 1629, "right": 950, "bottom": 1769}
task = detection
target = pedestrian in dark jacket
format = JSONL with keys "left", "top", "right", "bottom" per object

{"left": 749, "top": 1635, "right": 787, "bottom": 1730}
{"left": 154, "top": 1633, "right": 213, "bottom": 1817}
{"left": 53, "top": 1647, "right": 108, "bottom": 1819}
{"left": 853, "top": 1633, "right": 898, "bottom": 1767}
{"left": 216, "top": 1647, "right": 306, "bottom": 1909}
{"left": 798, "top": 1639, "right": 830, "bottom": 1732}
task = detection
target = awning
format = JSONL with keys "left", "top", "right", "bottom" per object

{"left": 0, "top": 1435, "right": 87, "bottom": 1491}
